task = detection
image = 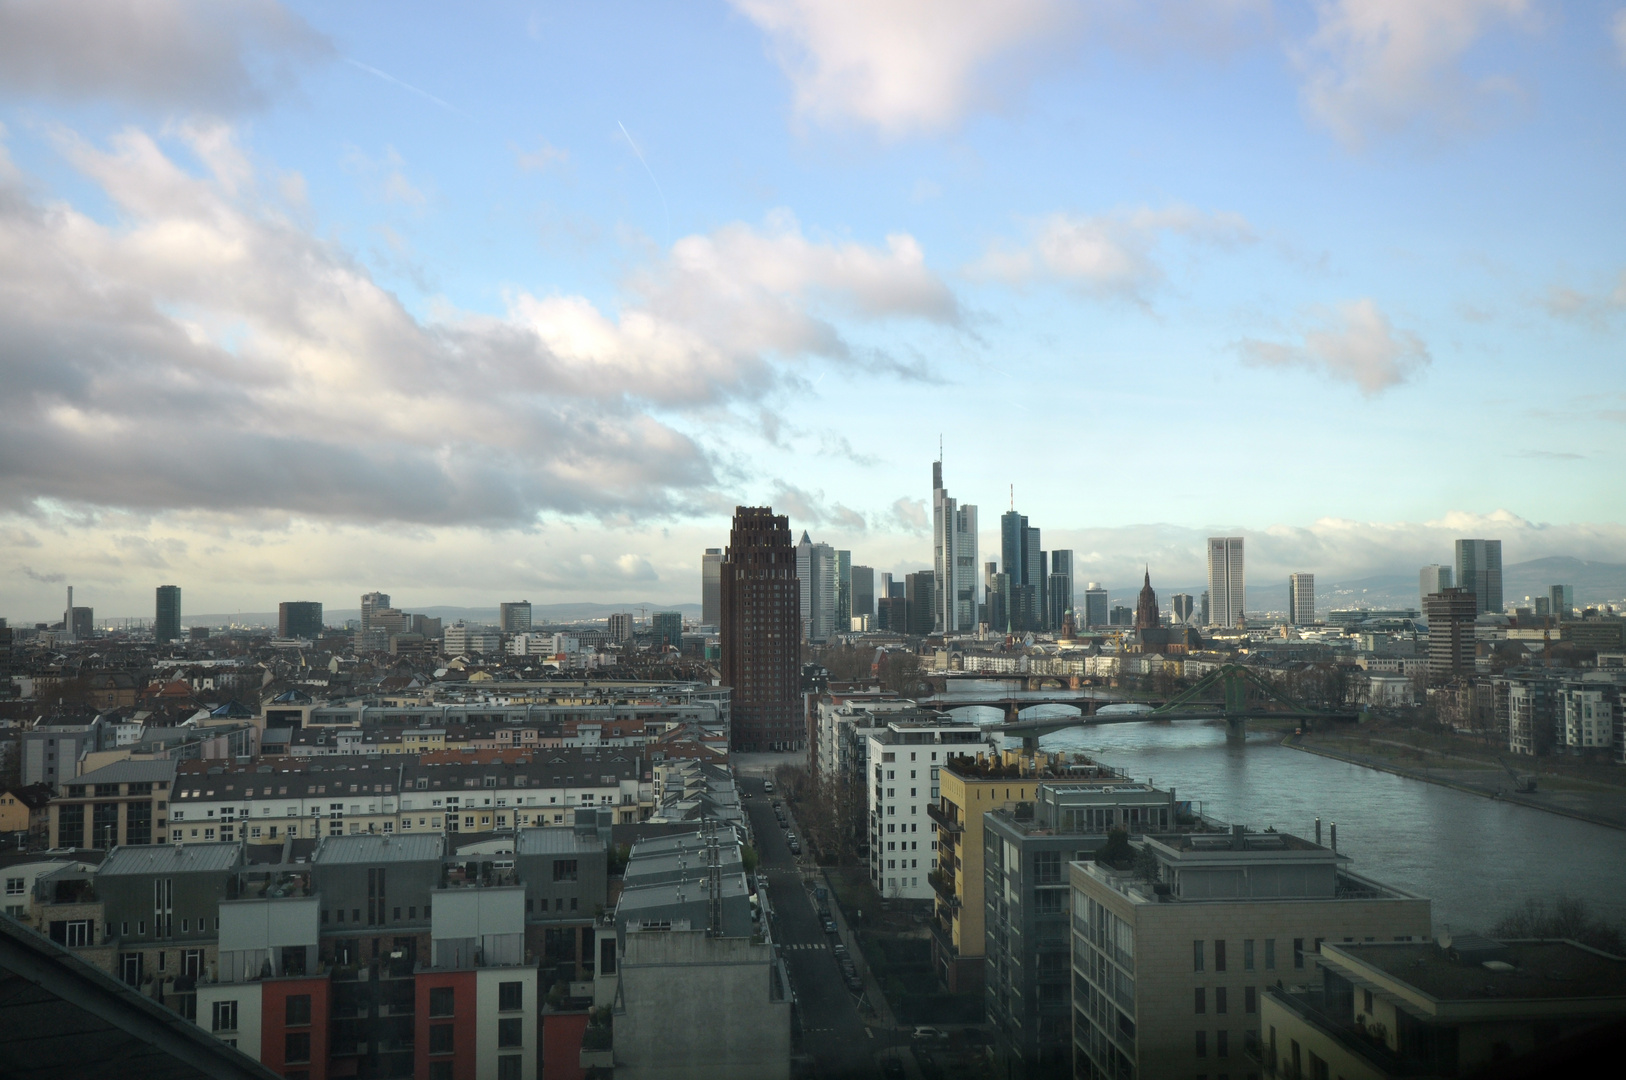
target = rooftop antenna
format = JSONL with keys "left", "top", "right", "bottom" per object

{"left": 1010, "top": 484, "right": 1014, "bottom": 511}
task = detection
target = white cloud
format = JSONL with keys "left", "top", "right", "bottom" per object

{"left": 0, "top": 125, "right": 959, "bottom": 528}
{"left": 770, "top": 483, "right": 868, "bottom": 534}
{"left": 513, "top": 139, "right": 570, "bottom": 173}
{"left": 1543, "top": 269, "right": 1626, "bottom": 326}
{"left": 0, "top": 0, "right": 330, "bottom": 113}
{"left": 1295, "top": 0, "right": 1534, "bottom": 147}
{"left": 1238, "top": 299, "right": 1429, "bottom": 395}
{"left": 730, "top": 0, "right": 1079, "bottom": 135}
{"left": 970, "top": 205, "right": 1253, "bottom": 299}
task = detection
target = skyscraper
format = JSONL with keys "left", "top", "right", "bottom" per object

{"left": 607, "top": 612, "right": 634, "bottom": 643}
{"left": 652, "top": 611, "right": 682, "bottom": 650}
{"left": 278, "top": 601, "right": 324, "bottom": 639}
{"left": 1549, "top": 584, "right": 1573, "bottom": 620}
{"left": 931, "top": 460, "right": 979, "bottom": 633}
{"left": 850, "top": 565, "right": 875, "bottom": 624}
{"left": 1206, "top": 537, "right": 1245, "bottom": 627}
{"left": 721, "top": 507, "right": 801, "bottom": 753}
{"left": 1424, "top": 587, "right": 1478, "bottom": 681}
{"left": 986, "top": 563, "right": 1010, "bottom": 633}
{"left": 796, "top": 532, "right": 837, "bottom": 642}
{"left": 155, "top": 585, "right": 182, "bottom": 643}
{"left": 905, "top": 571, "right": 936, "bottom": 636}
{"left": 702, "top": 548, "right": 723, "bottom": 626}
{"left": 1419, "top": 564, "right": 1453, "bottom": 608}
{"left": 1047, "top": 550, "right": 1074, "bottom": 631}
{"left": 1170, "top": 593, "right": 1195, "bottom": 624}
{"left": 836, "top": 550, "right": 852, "bottom": 630}
{"left": 359, "top": 591, "right": 390, "bottom": 635}
{"left": 1454, "top": 539, "right": 1503, "bottom": 615}
{"left": 1083, "top": 583, "right": 1108, "bottom": 628}
{"left": 1027, "top": 527, "right": 1046, "bottom": 630}
{"left": 1288, "top": 573, "right": 1316, "bottom": 626}
{"left": 499, "top": 601, "right": 532, "bottom": 633}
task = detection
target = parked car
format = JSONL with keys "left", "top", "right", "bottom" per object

{"left": 844, "top": 972, "right": 864, "bottom": 992}
{"left": 822, "top": 915, "right": 837, "bottom": 934}
{"left": 912, "top": 1026, "right": 948, "bottom": 1041}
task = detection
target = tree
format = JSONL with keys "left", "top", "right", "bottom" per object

{"left": 1491, "top": 895, "right": 1625, "bottom": 956}
{"left": 879, "top": 651, "right": 923, "bottom": 696}
{"left": 1094, "top": 829, "right": 1133, "bottom": 870}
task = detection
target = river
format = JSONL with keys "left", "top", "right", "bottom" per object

{"left": 933, "top": 684, "right": 1626, "bottom": 931}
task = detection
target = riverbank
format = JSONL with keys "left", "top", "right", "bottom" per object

{"left": 1284, "top": 731, "right": 1626, "bottom": 831}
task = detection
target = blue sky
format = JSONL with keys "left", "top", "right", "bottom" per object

{"left": 1, "top": 0, "right": 1624, "bottom": 621}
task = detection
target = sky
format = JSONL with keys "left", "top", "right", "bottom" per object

{"left": 1, "top": 0, "right": 1624, "bottom": 622}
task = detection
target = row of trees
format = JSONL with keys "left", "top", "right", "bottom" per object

{"left": 773, "top": 762, "right": 868, "bottom": 865}
{"left": 813, "top": 644, "right": 925, "bottom": 696}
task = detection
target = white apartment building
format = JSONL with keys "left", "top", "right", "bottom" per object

{"left": 866, "top": 720, "right": 995, "bottom": 901}
{"left": 1559, "top": 682, "right": 1617, "bottom": 752}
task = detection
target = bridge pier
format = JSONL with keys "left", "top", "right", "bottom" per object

{"left": 1226, "top": 716, "right": 1247, "bottom": 740}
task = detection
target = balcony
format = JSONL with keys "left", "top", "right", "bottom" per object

{"left": 928, "top": 870, "right": 959, "bottom": 907}
{"left": 926, "top": 803, "right": 962, "bottom": 833}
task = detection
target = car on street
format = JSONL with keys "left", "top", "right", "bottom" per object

{"left": 821, "top": 915, "right": 837, "bottom": 934}
{"left": 844, "top": 972, "right": 863, "bottom": 992}
{"left": 912, "top": 1026, "right": 948, "bottom": 1041}
{"left": 763, "top": 781, "right": 774, "bottom": 793}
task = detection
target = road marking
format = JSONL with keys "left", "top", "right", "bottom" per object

{"left": 866, "top": 1028, "right": 875, "bottom": 1039}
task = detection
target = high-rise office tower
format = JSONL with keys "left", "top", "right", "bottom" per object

{"left": 905, "top": 571, "right": 937, "bottom": 636}
{"left": 499, "top": 601, "right": 533, "bottom": 633}
{"left": 1424, "top": 587, "right": 1478, "bottom": 681}
{"left": 796, "top": 532, "right": 837, "bottom": 642}
{"left": 986, "top": 563, "right": 1010, "bottom": 633}
{"left": 702, "top": 548, "right": 723, "bottom": 626}
{"left": 850, "top": 565, "right": 875, "bottom": 624}
{"left": 1549, "top": 584, "right": 1573, "bottom": 620}
{"left": 359, "top": 591, "right": 390, "bottom": 634}
{"left": 880, "top": 572, "right": 895, "bottom": 600}
{"left": 1419, "top": 564, "right": 1453, "bottom": 608}
{"left": 1027, "top": 529, "right": 1046, "bottom": 630}
{"left": 1047, "top": 550, "right": 1074, "bottom": 631}
{"left": 1083, "top": 583, "right": 1108, "bottom": 628}
{"left": 155, "top": 585, "right": 182, "bottom": 642}
{"left": 607, "top": 612, "right": 634, "bottom": 643}
{"left": 1206, "top": 537, "right": 1245, "bottom": 627}
{"left": 1200, "top": 590, "right": 1210, "bottom": 625}
{"left": 279, "top": 602, "right": 324, "bottom": 639}
{"left": 1454, "top": 539, "right": 1503, "bottom": 615}
{"left": 931, "top": 460, "right": 979, "bottom": 633}
{"left": 836, "top": 550, "right": 852, "bottom": 630}
{"left": 721, "top": 507, "right": 801, "bottom": 753}
{"left": 1288, "top": 573, "right": 1316, "bottom": 626}
{"left": 652, "top": 611, "right": 683, "bottom": 650}
{"left": 1170, "top": 593, "right": 1195, "bottom": 624}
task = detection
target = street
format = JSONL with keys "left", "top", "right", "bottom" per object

{"left": 739, "top": 773, "right": 910, "bottom": 1079}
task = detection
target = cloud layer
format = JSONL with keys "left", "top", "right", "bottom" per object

{"left": 0, "top": 0, "right": 330, "bottom": 112}
{"left": 0, "top": 126, "right": 956, "bottom": 527}
{"left": 1238, "top": 299, "right": 1429, "bottom": 394}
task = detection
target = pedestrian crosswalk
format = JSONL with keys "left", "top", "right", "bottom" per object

{"left": 781, "top": 942, "right": 828, "bottom": 950}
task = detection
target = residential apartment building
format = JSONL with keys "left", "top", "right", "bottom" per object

{"left": 983, "top": 783, "right": 1178, "bottom": 1080}
{"left": 866, "top": 721, "right": 995, "bottom": 901}
{"left": 1069, "top": 827, "right": 1431, "bottom": 1080}
{"left": 1558, "top": 678, "right": 1620, "bottom": 754}
{"left": 1260, "top": 937, "right": 1626, "bottom": 1080}
{"left": 47, "top": 759, "right": 177, "bottom": 849}
{"left": 1496, "top": 672, "right": 1560, "bottom": 757}
{"left": 930, "top": 750, "right": 1129, "bottom": 992}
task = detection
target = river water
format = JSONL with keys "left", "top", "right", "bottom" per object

{"left": 934, "top": 684, "right": 1626, "bottom": 931}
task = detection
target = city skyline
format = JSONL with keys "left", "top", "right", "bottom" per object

{"left": 1, "top": 3, "right": 1624, "bottom": 622}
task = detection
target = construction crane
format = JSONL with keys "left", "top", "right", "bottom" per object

{"left": 1495, "top": 756, "right": 1538, "bottom": 793}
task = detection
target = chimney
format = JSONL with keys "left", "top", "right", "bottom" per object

{"left": 1330, "top": 822, "right": 1337, "bottom": 851}
{"left": 1230, "top": 824, "right": 1245, "bottom": 850}
{"left": 1315, "top": 817, "right": 1322, "bottom": 846}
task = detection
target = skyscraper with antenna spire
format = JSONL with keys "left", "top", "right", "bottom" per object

{"left": 931, "top": 449, "right": 978, "bottom": 634}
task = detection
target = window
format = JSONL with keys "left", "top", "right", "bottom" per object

{"left": 497, "top": 1017, "right": 523, "bottom": 1048}
{"left": 1193, "top": 940, "right": 1205, "bottom": 972}
{"left": 430, "top": 1062, "right": 454, "bottom": 1080}
{"left": 1265, "top": 938, "right": 1276, "bottom": 970}
{"left": 1195, "top": 1030, "right": 1206, "bottom": 1057}
{"left": 429, "top": 1023, "right": 455, "bottom": 1054}
{"left": 429, "top": 986, "right": 455, "bottom": 1017}
{"left": 64, "top": 920, "right": 92, "bottom": 947}
{"left": 1033, "top": 850, "right": 1061, "bottom": 885}
{"left": 1363, "top": 989, "right": 1374, "bottom": 1016}
{"left": 284, "top": 1031, "right": 311, "bottom": 1064}
{"left": 1245, "top": 986, "right": 1257, "bottom": 1014}
{"left": 498, "top": 1055, "right": 522, "bottom": 1080}
{"left": 1217, "top": 1030, "right": 1229, "bottom": 1058}
{"left": 1243, "top": 939, "right": 1255, "bottom": 971}
{"left": 1294, "top": 938, "right": 1305, "bottom": 969}
{"left": 4, "top": 878, "right": 22, "bottom": 896}
{"left": 285, "top": 994, "right": 311, "bottom": 1026}
{"left": 1216, "top": 987, "right": 1227, "bottom": 1014}
{"left": 553, "top": 859, "right": 578, "bottom": 882}
{"left": 1194, "top": 988, "right": 1206, "bottom": 1014}
{"left": 499, "top": 981, "right": 523, "bottom": 1011}
{"left": 1214, "top": 939, "right": 1226, "bottom": 972}
{"left": 212, "top": 1000, "right": 238, "bottom": 1032}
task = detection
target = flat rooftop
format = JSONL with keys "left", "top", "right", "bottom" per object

{"left": 1334, "top": 940, "right": 1626, "bottom": 1003}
